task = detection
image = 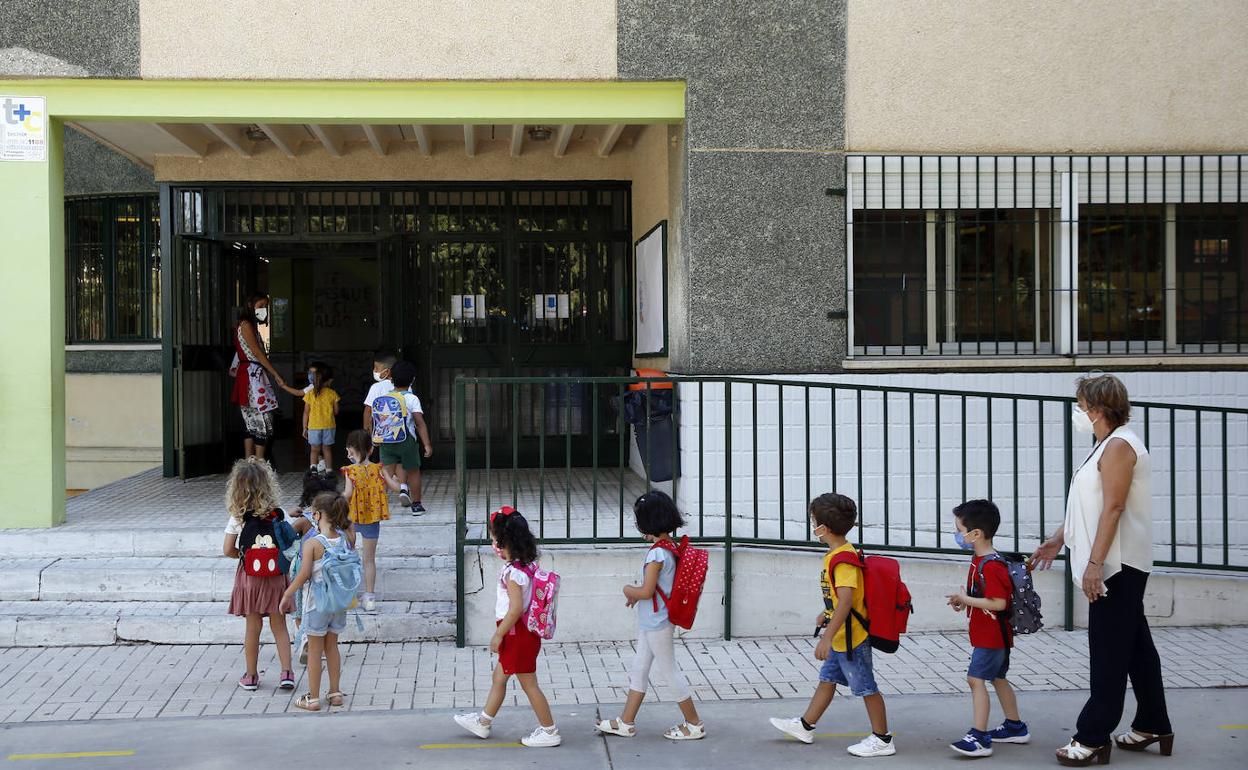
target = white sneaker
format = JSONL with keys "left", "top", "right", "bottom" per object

{"left": 847, "top": 734, "right": 896, "bottom": 757}
{"left": 770, "top": 717, "right": 815, "bottom": 744}
{"left": 453, "top": 712, "right": 492, "bottom": 739}
{"left": 521, "top": 726, "right": 562, "bottom": 748}
{"left": 362, "top": 594, "right": 377, "bottom": 613}
{"left": 399, "top": 489, "right": 412, "bottom": 507}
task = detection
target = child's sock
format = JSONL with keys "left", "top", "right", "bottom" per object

{"left": 480, "top": 711, "right": 495, "bottom": 724}
{"left": 873, "top": 732, "right": 892, "bottom": 743}
{"left": 400, "top": 483, "right": 409, "bottom": 492}
{"left": 800, "top": 718, "right": 816, "bottom": 731}
{"left": 540, "top": 724, "right": 558, "bottom": 733}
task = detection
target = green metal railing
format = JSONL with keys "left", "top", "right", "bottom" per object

{"left": 454, "top": 376, "right": 1248, "bottom": 647}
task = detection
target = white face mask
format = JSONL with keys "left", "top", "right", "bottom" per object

{"left": 1072, "top": 406, "right": 1097, "bottom": 435}
{"left": 373, "top": 371, "right": 385, "bottom": 382}
{"left": 254, "top": 307, "right": 269, "bottom": 323}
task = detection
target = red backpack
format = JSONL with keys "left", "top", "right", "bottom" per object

{"left": 649, "top": 536, "right": 709, "bottom": 630}
{"left": 827, "top": 548, "right": 913, "bottom": 658}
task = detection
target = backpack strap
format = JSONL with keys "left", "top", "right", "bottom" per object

{"left": 387, "top": 391, "right": 410, "bottom": 419}
{"left": 826, "top": 548, "right": 869, "bottom": 660}
{"left": 972, "top": 552, "right": 1012, "bottom": 646}
{"left": 648, "top": 538, "right": 681, "bottom": 612}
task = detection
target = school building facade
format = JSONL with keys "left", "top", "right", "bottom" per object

{"left": 2, "top": 1, "right": 1247, "bottom": 529}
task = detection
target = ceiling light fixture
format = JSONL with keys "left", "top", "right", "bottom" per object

{"left": 527, "top": 126, "right": 553, "bottom": 142}
{"left": 244, "top": 125, "right": 269, "bottom": 142}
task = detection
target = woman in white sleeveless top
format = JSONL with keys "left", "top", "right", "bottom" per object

{"left": 1031, "top": 374, "right": 1173, "bottom": 766}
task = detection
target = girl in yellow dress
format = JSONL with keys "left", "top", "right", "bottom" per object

{"left": 342, "top": 429, "right": 400, "bottom": 612}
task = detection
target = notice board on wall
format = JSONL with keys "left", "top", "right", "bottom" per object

{"left": 634, "top": 221, "right": 667, "bottom": 357}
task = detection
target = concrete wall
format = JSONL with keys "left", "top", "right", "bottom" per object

{"left": 65, "top": 373, "right": 162, "bottom": 489}
{"left": 463, "top": 545, "right": 1248, "bottom": 644}
{"left": 139, "top": 0, "right": 617, "bottom": 80}
{"left": 846, "top": 0, "right": 1248, "bottom": 153}
{"left": 619, "top": 0, "right": 848, "bottom": 375}
{"left": 0, "top": 0, "right": 139, "bottom": 77}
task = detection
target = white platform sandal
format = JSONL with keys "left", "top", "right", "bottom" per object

{"left": 663, "top": 722, "right": 706, "bottom": 741}
{"left": 595, "top": 718, "right": 636, "bottom": 737}
{"left": 1056, "top": 739, "right": 1112, "bottom": 766}
{"left": 1114, "top": 729, "right": 1174, "bottom": 756}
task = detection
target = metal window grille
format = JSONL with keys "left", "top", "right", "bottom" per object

{"left": 218, "top": 189, "right": 294, "bottom": 235}
{"left": 847, "top": 155, "right": 1248, "bottom": 356}
{"left": 66, "top": 194, "right": 161, "bottom": 343}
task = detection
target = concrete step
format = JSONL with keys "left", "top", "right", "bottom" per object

{"left": 1, "top": 556, "right": 455, "bottom": 603}
{"left": 1, "top": 522, "right": 453, "bottom": 559}
{"left": 0, "top": 600, "right": 455, "bottom": 647}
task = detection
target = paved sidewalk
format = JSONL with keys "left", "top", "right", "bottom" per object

{"left": 1, "top": 627, "right": 1245, "bottom": 724}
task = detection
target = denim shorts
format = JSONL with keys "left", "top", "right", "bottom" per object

{"left": 354, "top": 521, "right": 380, "bottom": 540}
{"left": 819, "top": 641, "right": 879, "bottom": 696}
{"left": 302, "top": 607, "right": 347, "bottom": 637}
{"left": 308, "top": 428, "right": 336, "bottom": 446}
{"left": 968, "top": 647, "right": 1011, "bottom": 681}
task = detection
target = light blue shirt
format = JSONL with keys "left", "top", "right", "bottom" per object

{"left": 637, "top": 547, "right": 676, "bottom": 631}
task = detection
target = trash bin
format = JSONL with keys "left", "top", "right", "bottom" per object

{"left": 621, "top": 384, "right": 679, "bottom": 483}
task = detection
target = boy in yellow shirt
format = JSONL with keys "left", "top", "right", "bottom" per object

{"left": 769, "top": 493, "right": 895, "bottom": 757}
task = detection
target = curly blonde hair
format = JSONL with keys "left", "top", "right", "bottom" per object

{"left": 225, "top": 457, "right": 281, "bottom": 520}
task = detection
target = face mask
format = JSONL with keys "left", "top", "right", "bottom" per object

{"left": 254, "top": 307, "right": 268, "bottom": 323}
{"left": 373, "top": 371, "right": 385, "bottom": 382}
{"left": 1072, "top": 406, "right": 1097, "bottom": 435}
{"left": 347, "top": 452, "right": 359, "bottom": 465}
{"left": 811, "top": 523, "right": 827, "bottom": 541}
{"left": 954, "top": 530, "right": 974, "bottom": 550}
{"left": 492, "top": 542, "right": 507, "bottom": 561}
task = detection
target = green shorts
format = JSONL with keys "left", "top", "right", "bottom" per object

{"left": 379, "top": 435, "right": 422, "bottom": 470}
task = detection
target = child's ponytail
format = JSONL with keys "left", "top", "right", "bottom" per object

{"left": 312, "top": 491, "right": 351, "bottom": 533}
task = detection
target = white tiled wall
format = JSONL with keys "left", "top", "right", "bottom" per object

{"left": 667, "top": 371, "right": 1248, "bottom": 567}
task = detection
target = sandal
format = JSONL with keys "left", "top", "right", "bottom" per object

{"left": 1056, "top": 740, "right": 1112, "bottom": 766}
{"left": 1114, "top": 730, "right": 1174, "bottom": 756}
{"left": 663, "top": 722, "right": 706, "bottom": 741}
{"left": 595, "top": 718, "right": 636, "bottom": 737}
{"left": 294, "top": 693, "right": 320, "bottom": 712}
{"left": 327, "top": 691, "right": 345, "bottom": 707}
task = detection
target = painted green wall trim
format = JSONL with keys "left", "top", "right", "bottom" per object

{"left": 0, "top": 120, "right": 66, "bottom": 528}
{"left": 0, "top": 79, "right": 686, "bottom": 123}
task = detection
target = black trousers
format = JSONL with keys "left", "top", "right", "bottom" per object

{"left": 1074, "top": 566, "right": 1173, "bottom": 746}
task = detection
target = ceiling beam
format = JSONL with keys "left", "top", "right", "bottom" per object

{"left": 364, "top": 124, "right": 386, "bottom": 155}
{"left": 256, "top": 123, "right": 301, "bottom": 158}
{"left": 463, "top": 124, "right": 476, "bottom": 157}
{"left": 510, "top": 124, "right": 524, "bottom": 157}
{"left": 204, "top": 124, "right": 253, "bottom": 157}
{"left": 154, "top": 123, "right": 211, "bottom": 157}
{"left": 66, "top": 122, "right": 154, "bottom": 171}
{"left": 553, "top": 124, "right": 574, "bottom": 157}
{"left": 597, "top": 123, "right": 625, "bottom": 157}
{"left": 410, "top": 125, "right": 431, "bottom": 156}
{"left": 308, "top": 124, "right": 345, "bottom": 157}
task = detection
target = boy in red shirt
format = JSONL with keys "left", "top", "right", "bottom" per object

{"left": 947, "top": 499, "right": 1030, "bottom": 758}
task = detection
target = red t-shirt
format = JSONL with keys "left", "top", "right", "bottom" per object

{"left": 967, "top": 555, "right": 1013, "bottom": 649}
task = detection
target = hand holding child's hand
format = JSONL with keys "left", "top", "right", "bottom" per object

{"left": 814, "top": 634, "right": 833, "bottom": 661}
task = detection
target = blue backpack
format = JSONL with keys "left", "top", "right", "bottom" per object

{"left": 370, "top": 391, "right": 410, "bottom": 444}
{"left": 311, "top": 533, "right": 363, "bottom": 614}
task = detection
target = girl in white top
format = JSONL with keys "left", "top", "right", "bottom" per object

{"left": 1031, "top": 374, "right": 1172, "bottom": 765}
{"left": 453, "top": 507, "right": 561, "bottom": 748}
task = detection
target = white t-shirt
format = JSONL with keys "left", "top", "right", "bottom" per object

{"left": 224, "top": 515, "right": 243, "bottom": 537}
{"left": 495, "top": 563, "right": 533, "bottom": 620}
{"left": 637, "top": 547, "right": 677, "bottom": 631}
{"left": 364, "top": 379, "right": 394, "bottom": 408}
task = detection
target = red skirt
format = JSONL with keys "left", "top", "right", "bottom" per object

{"left": 497, "top": 620, "right": 542, "bottom": 676}
{"left": 228, "top": 562, "right": 287, "bottom": 617}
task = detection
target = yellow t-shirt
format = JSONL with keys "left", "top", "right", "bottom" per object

{"left": 821, "top": 542, "right": 869, "bottom": 653}
{"left": 303, "top": 387, "right": 340, "bottom": 430}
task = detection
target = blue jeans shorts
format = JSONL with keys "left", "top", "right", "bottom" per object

{"left": 308, "top": 428, "right": 335, "bottom": 446}
{"left": 302, "top": 607, "right": 347, "bottom": 637}
{"left": 968, "top": 647, "right": 1011, "bottom": 681}
{"left": 819, "top": 641, "right": 879, "bottom": 696}
{"left": 354, "top": 521, "right": 380, "bottom": 540}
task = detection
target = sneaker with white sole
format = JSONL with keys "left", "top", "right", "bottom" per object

{"left": 951, "top": 729, "right": 993, "bottom": 757}
{"left": 362, "top": 594, "right": 377, "bottom": 612}
{"left": 521, "top": 726, "right": 562, "bottom": 748}
{"left": 453, "top": 712, "right": 492, "bottom": 739}
{"left": 769, "top": 717, "right": 815, "bottom": 744}
{"left": 399, "top": 490, "right": 412, "bottom": 507}
{"left": 411, "top": 502, "right": 426, "bottom": 515}
{"left": 847, "top": 734, "right": 897, "bottom": 757}
{"left": 988, "top": 720, "right": 1030, "bottom": 744}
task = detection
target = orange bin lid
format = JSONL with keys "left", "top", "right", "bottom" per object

{"left": 629, "top": 368, "right": 674, "bottom": 391}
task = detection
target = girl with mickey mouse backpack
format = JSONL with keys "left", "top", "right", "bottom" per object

{"left": 222, "top": 457, "right": 295, "bottom": 693}
{"left": 596, "top": 491, "right": 707, "bottom": 742}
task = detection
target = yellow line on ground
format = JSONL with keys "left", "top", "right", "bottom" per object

{"left": 8, "top": 751, "right": 135, "bottom": 761}
{"left": 418, "top": 743, "right": 525, "bottom": 750}
{"left": 1219, "top": 724, "right": 1248, "bottom": 730}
